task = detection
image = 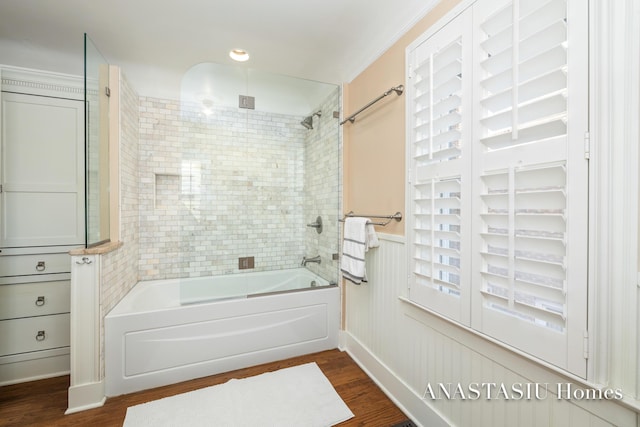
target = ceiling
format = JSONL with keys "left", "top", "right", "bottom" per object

{"left": 0, "top": 0, "right": 438, "bottom": 103}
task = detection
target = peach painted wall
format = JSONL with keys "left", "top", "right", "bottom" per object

{"left": 343, "top": 0, "right": 462, "bottom": 236}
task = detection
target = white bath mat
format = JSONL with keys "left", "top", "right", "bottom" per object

{"left": 122, "top": 362, "right": 354, "bottom": 427}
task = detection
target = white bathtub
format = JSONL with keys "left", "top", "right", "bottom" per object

{"left": 105, "top": 268, "right": 340, "bottom": 396}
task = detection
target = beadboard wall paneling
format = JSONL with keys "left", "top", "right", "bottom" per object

{"left": 344, "top": 235, "right": 636, "bottom": 427}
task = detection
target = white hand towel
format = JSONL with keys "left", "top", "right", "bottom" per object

{"left": 341, "top": 217, "right": 379, "bottom": 285}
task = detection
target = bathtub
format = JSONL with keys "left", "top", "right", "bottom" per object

{"left": 105, "top": 268, "right": 340, "bottom": 396}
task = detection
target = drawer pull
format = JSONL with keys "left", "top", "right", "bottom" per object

{"left": 75, "top": 256, "right": 93, "bottom": 265}
{"left": 36, "top": 261, "right": 46, "bottom": 271}
{"left": 35, "top": 296, "right": 46, "bottom": 306}
{"left": 35, "top": 330, "right": 46, "bottom": 341}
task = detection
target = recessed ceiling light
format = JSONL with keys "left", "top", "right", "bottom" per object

{"left": 229, "top": 49, "right": 250, "bottom": 62}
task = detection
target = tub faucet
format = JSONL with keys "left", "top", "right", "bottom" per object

{"left": 301, "top": 255, "right": 321, "bottom": 266}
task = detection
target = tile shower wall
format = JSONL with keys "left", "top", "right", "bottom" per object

{"left": 303, "top": 88, "right": 341, "bottom": 283}
{"left": 138, "top": 97, "right": 310, "bottom": 280}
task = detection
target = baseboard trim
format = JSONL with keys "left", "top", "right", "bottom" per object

{"left": 65, "top": 380, "right": 106, "bottom": 414}
{"left": 342, "top": 331, "right": 450, "bottom": 427}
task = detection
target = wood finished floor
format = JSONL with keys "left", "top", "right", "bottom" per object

{"left": 0, "top": 349, "right": 410, "bottom": 427}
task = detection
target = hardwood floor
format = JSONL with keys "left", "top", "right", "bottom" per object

{"left": 0, "top": 349, "right": 411, "bottom": 427}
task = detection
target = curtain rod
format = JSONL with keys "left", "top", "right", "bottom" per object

{"left": 340, "top": 85, "right": 404, "bottom": 125}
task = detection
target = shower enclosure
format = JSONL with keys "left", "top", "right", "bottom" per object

{"left": 137, "top": 62, "right": 341, "bottom": 301}
{"left": 84, "top": 34, "right": 110, "bottom": 247}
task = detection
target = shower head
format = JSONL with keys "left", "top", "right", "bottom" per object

{"left": 301, "top": 111, "right": 322, "bottom": 130}
{"left": 301, "top": 116, "right": 314, "bottom": 129}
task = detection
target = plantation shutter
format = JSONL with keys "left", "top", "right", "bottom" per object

{"left": 407, "top": 9, "right": 472, "bottom": 324}
{"left": 407, "top": 0, "right": 589, "bottom": 377}
{"left": 470, "top": 0, "right": 588, "bottom": 376}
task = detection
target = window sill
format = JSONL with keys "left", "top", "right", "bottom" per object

{"left": 69, "top": 241, "right": 123, "bottom": 256}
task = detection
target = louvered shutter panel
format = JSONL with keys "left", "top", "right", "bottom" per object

{"left": 408, "top": 9, "right": 472, "bottom": 324}
{"left": 471, "top": 0, "right": 588, "bottom": 377}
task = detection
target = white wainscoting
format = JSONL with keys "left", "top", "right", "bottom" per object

{"left": 343, "top": 234, "right": 636, "bottom": 427}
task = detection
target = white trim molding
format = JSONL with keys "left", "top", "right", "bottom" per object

{"left": 65, "top": 380, "right": 106, "bottom": 414}
{"left": 588, "top": 0, "right": 640, "bottom": 397}
{"left": 0, "top": 64, "right": 84, "bottom": 99}
{"left": 343, "top": 332, "right": 449, "bottom": 427}
{"left": 67, "top": 254, "right": 105, "bottom": 412}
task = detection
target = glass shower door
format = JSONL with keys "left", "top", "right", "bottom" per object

{"left": 84, "top": 33, "right": 110, "bottom": 247}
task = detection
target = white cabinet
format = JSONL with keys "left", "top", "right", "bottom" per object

{"left": 0, "top": 247, "right": 73, "bottom": 385}
{"left": 0, "top": 67, "right": 84, "bottom": 384}
{"left": 0, "top": 314, "right": 71, "bottom": 356}
{"left": 0, "top": 279, "right": 70, "bottom": 319}
{"left": 1, "top": 92, "right": 84, "bottom": 248}
{"left": 0, "top": 252, "right": 72, "bottom": 277}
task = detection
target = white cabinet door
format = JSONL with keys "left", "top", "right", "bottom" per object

{"left": 1, "top": 92, "right": 84, "bottom": 247}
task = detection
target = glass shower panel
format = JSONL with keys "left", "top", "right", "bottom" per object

{"left": 177, "top": 63, "right": 340, "bottom": 304}
{"left": 84, "top": 34, "right": 110, "bottom": 247}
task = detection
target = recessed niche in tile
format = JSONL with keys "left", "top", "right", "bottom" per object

{"left": 154, "top": 173, "right": 181, "bottom": 209}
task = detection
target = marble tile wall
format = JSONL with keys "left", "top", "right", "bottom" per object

{"left": 138, "top": 96, "right": 338, "bottom": 280}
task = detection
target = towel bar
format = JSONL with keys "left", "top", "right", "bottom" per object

{"left": 339, "top": 211, "right": 402, "bottom": 226}
{"left": 339, "top": 85, "right": 404, "bottom": 125}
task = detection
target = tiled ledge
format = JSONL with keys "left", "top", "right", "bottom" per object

{"left": 69, "top": 241, "right": 123, "bottom": 256}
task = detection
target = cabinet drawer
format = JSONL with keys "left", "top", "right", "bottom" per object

{"left": 0, "top": 281, "right": 70, "bottom": 320}
{"left": 0, "top": 313, "right": 70, "bottom": 357}
{"left": 0, "top": 253, "right": 70, "bottom": 277}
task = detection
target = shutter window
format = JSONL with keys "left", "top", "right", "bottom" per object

{"left": 413, "top": 178, "right": 462, "bottom": 296}
{"left": 412, "top": 38, "right": 463, "bottom": 166}
{"left": 408, "top": 9, "right": 472, "bottom": 324}
{"left": 407, "top": 0, "right": 588, "bottom": 377}
{"left": 477, "top": 0, "right": 569, "bottom": 150}
{"left": 472, "top": 0, "right": 588, "bottom": 376}
{"left": 479, "top": 163, "right": 567, "bottom": 333}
